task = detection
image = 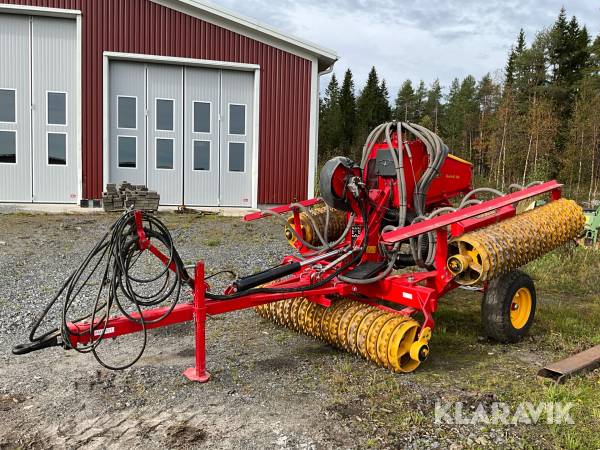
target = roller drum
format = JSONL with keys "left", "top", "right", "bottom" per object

{"left": 447, "top": 199, "right": 585, "bottom": 285}
{"left": 255, "top": 298, "right": 425, "bottom": 373}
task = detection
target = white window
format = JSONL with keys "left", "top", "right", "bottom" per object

{"left": 0, "top": 89, "right": 16, "bottom": 123}
{"left": 118, "top": 136, "right": 137, "bottom": 168}
{"left": 229, "top": 104, "right": 246, "bottom": 135}
{"left": 228, "top": 142, "right": 245, "bottom": 172}
{"left": 47, "top": 132, "right": 67, "bottom": 165}
{"left": 156, "top": 99, "right": 174, "bottom": 131}
{"left": 193, "top": 101, "right": 211, "bottom": 133}
{"left": 47, "top": 91, "right": 67, "bottom": 125}
{"left": 156, "top": 138, "right": 174, "bottom": 169}
{"left": 0, "top": 130, "right": 16, "bottom": 164}
{"left": 193, "top": 140, "right": 210, "bottom": 171}
{"left": 117, "top": 96, "right": 137, "bottom": 129}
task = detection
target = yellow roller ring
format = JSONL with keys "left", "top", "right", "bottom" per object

{"left": 304, "top": 301, "right": 321, "bottom": 337}
{"left": 273, "top": 301, "right": 286, "bottom": 325}
{"left": 281, "top": 299, "right": 295, "bottom": 328}
{"left": 387, "top": 320, "right": 420, "bottom": 373}
{"left": 366, "top": 313, "right": 397, "bottom": 364}
{"left": 356, "top": 310, "right": 387, "bottom": 359}
{"left": 254, "top": 304, "right": 265, "bottom": 318}
{"left": 328, "top": 301, "right": 355, "bottom": 347}
{"left": 320, "top": 300, "right": 349, "bottom": 343}
{"left": 346, "top": 305, "right": 375, "bottom": 354}
{"left": 376, "top": 316, "right": 409, "bottom": 369}
{"left": 265, "top": 301, "right": 277, "bottom": 322}
{"left": 337, "top": 304, "right": 366, "bottom": 351}
{"left": 288, "top": 297, "right": 304, "bottom": 331}
{"left": 296, "top": 298, "right": 311, "bottom": 333}
{"left": 311, "top": 304, "right": 327, "bottom": 340}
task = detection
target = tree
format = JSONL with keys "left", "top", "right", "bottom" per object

{"left": 505, "top": 47, "right": 517, "bottom": 86}
{"left": 377, "top": 79, "right": 392, "bottom": 122}
{"left": 473, "top": 74, "right": 500, "bottom": 176}
{"left": 548, "top": 8, "right": 590, "bottom": 108}
{"left": 318, "top": 74, "right": 342, "bottom": 162}
{"left": 338, "top": 69, "right": 357, "bottom": 152}
{"left": 357, "top": 67, "right": 390, "bottom": 139}
{"left": 394, "top": 80, "right": 415, "bottom": 121}
{"left": 442, "top": 78, "right": 462, "bottom": 151}
{"left": 424, "top": 79, "right": 443, "bottom": 132}
{"left": 413, "top": 80, "right": 427, "bottom": 122}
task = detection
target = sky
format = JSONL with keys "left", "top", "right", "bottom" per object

{"left": 212, "top": 0, "right": 600, "bottom": 97}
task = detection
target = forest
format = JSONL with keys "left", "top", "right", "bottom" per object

{"left": 318, "top": 7, "right": 600, "bottom": 202}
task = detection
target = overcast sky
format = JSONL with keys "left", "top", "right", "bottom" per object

{"left": 213, "top": 0, "right": 600, "bottom": 97}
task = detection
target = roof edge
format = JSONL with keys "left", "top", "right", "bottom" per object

{"left": 154, "top": 0, "right": 338, "bottom": 67}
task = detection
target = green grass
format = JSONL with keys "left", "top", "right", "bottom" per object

{"left": 314, "top": 246, "right": 600, "bottom": 449}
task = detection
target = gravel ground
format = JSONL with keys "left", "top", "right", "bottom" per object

{"left": 0, "top": 212, "right": 590, "bottom": 449}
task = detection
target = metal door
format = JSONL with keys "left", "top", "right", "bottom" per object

{"left": 183, "top": 67, "right": 220, "bottom": 206}
{"left": 109, "top": 62, "right": 146, "bottom": 186}
{"left": 0, "top": 14, "right": 31, "bottom": 202}
{"left": 219, "top": 70, "right": 254, "bottom": 207}
{"left": 146, "top": 64, "right": 183, "bottom": 205}
{"left": 31, "top": 16, "right": 78, "bottom": 203}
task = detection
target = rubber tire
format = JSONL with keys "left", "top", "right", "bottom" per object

{"left": 481, "top": 270, "right": 536, "bottom": 343}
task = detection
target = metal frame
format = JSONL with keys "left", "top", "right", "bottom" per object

{"left": 64, "top": 181, "right": 564, "bottom": 383}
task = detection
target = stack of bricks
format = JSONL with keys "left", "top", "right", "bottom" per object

{"left": 102, "top": 182, "right": 160, "bottom": 212}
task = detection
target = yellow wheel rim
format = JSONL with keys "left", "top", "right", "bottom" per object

{"left": 510, "top": 287, "right": 532, "bottom": 329}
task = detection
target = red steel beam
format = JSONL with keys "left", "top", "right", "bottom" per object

{"left": 382, "top": 180, "right": 562, "bottom": 243}
{"left": 243, "top": 198, "right": 321, "bottom": 221}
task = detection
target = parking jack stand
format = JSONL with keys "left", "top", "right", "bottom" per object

{"left": 183, "top": 261, "right": 211, "bottom": 383}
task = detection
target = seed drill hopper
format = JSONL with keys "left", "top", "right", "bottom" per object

{"left": 14, "top": 122, "right": 585, "bottom": 381}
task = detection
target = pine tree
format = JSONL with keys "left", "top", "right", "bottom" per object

{"left": 459, "top": 75, "right": 480, "bottom": 161}
{"left": 474, "top": 74, "right": 500, "bottom": 176}
{"left": 394, "top": 80, "right": 415, "bottom": 121}
{"left": 357, "top": 67, "right": 385, "bottom": 137}
{"left": 338, "top": 69, "right": 357, "bottom": 152}
{"left": 318, "top": 74, "right": 342, "bottom": 162}
{"left": 424, "top": 79, "right": 443, "bottom": 132}
{"left": 413, "top": 80, "right": 427, "bottom": 122}
{"left": 505, "top": 47, "right": 517, "bottom": 86}
{"left": 442, "top": 78, "right": 463, "bottom": 152}
{"left": 377, "top": 79, "right": 392, "bottom": 122}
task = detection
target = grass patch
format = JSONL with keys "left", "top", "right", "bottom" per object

{"left": 526, "top": 245, "right": 600, "bottom": 296}
{"left": 315, "top": 247, "right": 600, "bottom": 448}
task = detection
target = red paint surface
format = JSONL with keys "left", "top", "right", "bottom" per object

{"left": 3, "top": 0, "right": 313, "bottom": 203}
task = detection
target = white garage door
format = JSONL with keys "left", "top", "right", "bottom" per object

{"left": 108, "top": 61, "right": 254, "bottom": 207}
{"left": 0, "top": 14, "right": 78, "bottom": 203}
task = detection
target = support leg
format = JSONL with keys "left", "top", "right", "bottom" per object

{"left": 183, "top": 261, "right": 211, "bottom": 383}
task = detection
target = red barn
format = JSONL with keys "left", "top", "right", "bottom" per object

{"left": 0, "top": 0, "right": 337, "bottom": 207}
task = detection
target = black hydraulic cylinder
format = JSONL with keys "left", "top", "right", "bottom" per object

{"left": 233, "top": 262, "right": 302, "bottom": 292}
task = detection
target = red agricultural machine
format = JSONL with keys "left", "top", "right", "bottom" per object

{"left": 14, "top": 122, "right": 585, "bottom": 381}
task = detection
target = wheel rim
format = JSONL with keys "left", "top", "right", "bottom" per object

{"left": 510, "top": 287, "right": 532, "bottom": 329}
